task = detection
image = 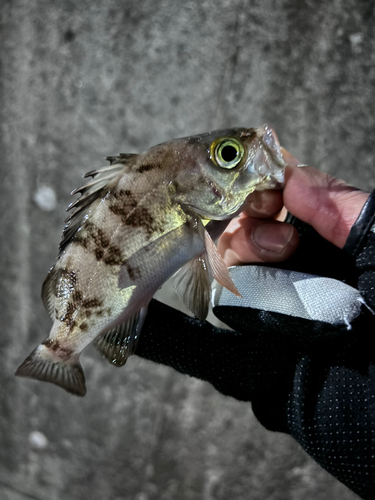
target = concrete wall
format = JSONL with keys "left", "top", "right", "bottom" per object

{"left": 1, "top": 1, "right": 374, "bottom": 498}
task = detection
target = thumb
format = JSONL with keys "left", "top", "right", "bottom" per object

{"left": 282, "top": 160, "right": 369, "bottom": 249}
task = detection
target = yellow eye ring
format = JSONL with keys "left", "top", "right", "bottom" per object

{"left": 210, "top": 138, "right": 245, "bottom": 169}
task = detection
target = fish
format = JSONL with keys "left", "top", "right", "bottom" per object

{"left": 15, "top": 125, "right": 286, "bottom": 396}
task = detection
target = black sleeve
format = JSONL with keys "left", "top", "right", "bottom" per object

{"left": 136, "top": 191, "right": 375, "bottom": 500}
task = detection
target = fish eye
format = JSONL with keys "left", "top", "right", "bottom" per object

{"left": 211, "top": 138, "right": 245, "bottom": 169}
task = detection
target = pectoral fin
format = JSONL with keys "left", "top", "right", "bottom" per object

{"left": 173, "top": 254, "right": 211, "bottom": 321}
{"left": 172, "top": 221, "right": 241, "bottom": 320}
{"left": 203, "top": 228, "right": 241, "bottom": 298}
{"left": 94, "top": 307, "right": 147, "bottom": 366}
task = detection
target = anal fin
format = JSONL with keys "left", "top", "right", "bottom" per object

{"left": 94, "top": 307, "right": 147, "bottom": 366}
{"left": 15, "top": 345, "right": 86, "bottom": 397}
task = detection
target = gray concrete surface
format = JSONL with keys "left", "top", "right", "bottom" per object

{"left": 1, "top": 0, "right": 374, "bottom": 498}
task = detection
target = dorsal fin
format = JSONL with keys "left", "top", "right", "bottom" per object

{"left": 105, "top": 153, "right": 137, "bottom": 166}
{"left": 41, "top": 265, "right": 58, "bottom": 320}
{"left": 59, "top": 153, "right": 137, "bottom": 254}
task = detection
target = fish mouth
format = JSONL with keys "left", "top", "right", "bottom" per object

{"left": 184, "top": 201, "right": 245, "bottom": 221}
{"left": 247, "top": 125, "right": 286, "bottom": 189}
{"left": 254, "top": 124, "right": 280, "bottom": 145}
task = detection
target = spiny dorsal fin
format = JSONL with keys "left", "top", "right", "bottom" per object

{"left": 94, "top": 307, "right": 147, "bottom": 367}
{"left": 105, "top": 153, "right": 137, "bottom": 166}
{"left": 59, "top": 153, "right": 138, "bottom": 254}
{"left": 173, "top": 254, "right": 211, "bottom": 321}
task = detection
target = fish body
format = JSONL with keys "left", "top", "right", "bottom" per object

{"left": 16, "top": 126, "right": 286, "bottom": 396}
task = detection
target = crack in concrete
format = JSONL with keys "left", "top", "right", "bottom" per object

{"left": 212, "top": 0, "right": 243, "bottom": 129}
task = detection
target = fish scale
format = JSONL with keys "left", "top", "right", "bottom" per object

{"left": 16, "top": 126, "right": 286, "bottom": 396}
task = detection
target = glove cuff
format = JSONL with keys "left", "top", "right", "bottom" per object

{"left": 344, "top": 189, "right": 375, "bottom": 257}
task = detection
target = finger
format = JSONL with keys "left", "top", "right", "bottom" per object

{"left": 218, "top": 216, "right": 299, "bottom": 266}
{"left": 242, "top": 189, "right": 284, "bottom": 218}
{"left": 283, "top": 165, "right": 369, "bottom": 248}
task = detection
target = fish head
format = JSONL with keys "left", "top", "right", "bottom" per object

{"left": 171, "top": 125, "right": 286, "bottom": 220}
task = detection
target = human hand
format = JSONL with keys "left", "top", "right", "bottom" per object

{"left": 136, "top": 156, "right": 375, "bottom": 499}
{"left": 137, "top": 153, "right": 372, "bottom": 389}
{"left": 218, "top": 149, "right": 369, "bottom": 266}
{"left": 137, "top": 155, "right": 372, "bottom": 399}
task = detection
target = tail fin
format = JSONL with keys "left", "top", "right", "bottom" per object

{"left": 15, "top": 345, "right": 86, "bottom": 397}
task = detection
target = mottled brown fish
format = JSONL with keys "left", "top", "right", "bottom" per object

{"left": 16, "top": 126, "right": 286, "bottom": 396}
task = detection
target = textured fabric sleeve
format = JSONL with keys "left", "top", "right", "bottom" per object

{"left": 213, "top": 301, "right": 375, "bottom": 499}
{"left": 232, "top": 191, "right": 375, "bottom": 500}
{"left": 137, "top": 299, "right": 255, "bottom": 402}
{"left": 138, "top": 295, "right": 375, "bottom": 498}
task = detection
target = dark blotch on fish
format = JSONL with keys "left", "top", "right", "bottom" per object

{"left": 82, "top": 298, "right": 103, "bottom": 309}
{"left": 74, "top": 235, "right": 89, "bottom": 249}
{"left": 95, "top": 249, "right": 104, "bottom": 260}
{"left": 111, "top": 189, "right": 138, "bottom": 208}
{"left": 127, "top": 263, "right": 142, "bottom": 281}
{"left": 42, "top": 339, "right": 74, "bottom": 359}
{"left": 95, "top": 307, "right": 112, "bottom": 318}
{"left": 72, "top": 290, "right": 84, "bottom": 303}
{"left": 108, "top": 202, "right": 130, "bottom": 220}
{"left": 126, "top": 207, "right": 164, "bottom": 236}
{"left": 103, "top": 245, "right": 123, "bottom": 266}
{"left": 76, "top": 223, "right": 123, "bottom": 265}
{"left": 73, "top": 222, "right": 97, "bottom": 249}
{"left": 60, "top": 302, "right": 76, "bottom": 325}
{"left": 170, "top": 180, "right": 191, "bottom": 196}
{"left": 94, "top": 228, "right": 110, "bottom": 249}
{"left": 137, "top": 164, "right": 158, "bottom": 174}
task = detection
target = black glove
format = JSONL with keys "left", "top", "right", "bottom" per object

{"left": 136, "top": 191, "right": 375, "bottom": 500}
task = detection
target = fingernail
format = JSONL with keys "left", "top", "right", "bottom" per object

{"left": 247, "top": 198, "right": 270, "bottom": 215}
{"left": 252, "top": 223, "right": 294, "bottom": 253}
